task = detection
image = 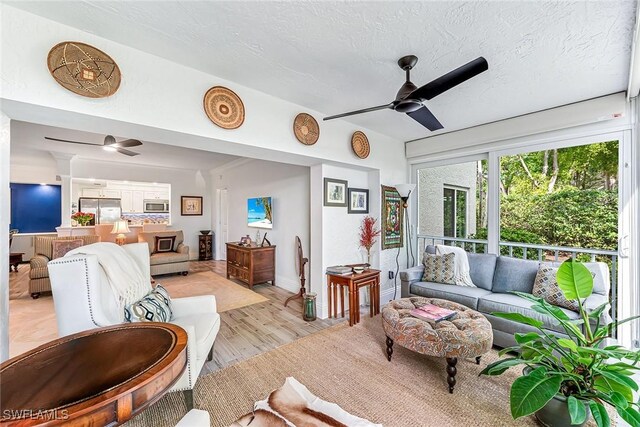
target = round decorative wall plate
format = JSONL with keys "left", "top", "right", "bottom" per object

{"left": 293, "top": 113, "right": 319, "bottom": 145}
{"left": 351, "top": 131, "right": 370, "bottom": 159}
{"left": 47, "top": 41, "right": 121, "bottom": 98}
{"left": 203, "top": 86, "right": 245, "bottom": 129}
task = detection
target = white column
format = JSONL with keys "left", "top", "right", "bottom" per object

{"left": 0, "top": 112, "right": 10, "bottom": 361}
{"left": 309, "top": 164, "right": 325, "bottom": 318}
{"left": 487, "top": 151, "right": 501, "bottom": 255}
{"left": 51, "top": 153, "right": 74, "bottom": 227}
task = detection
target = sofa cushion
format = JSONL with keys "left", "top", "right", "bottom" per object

{"left": 477, "top": 292, "right": 579, "bottom": 334}
{"left": 154, "top": 235, "right": 176, "bottom": 254}
{"left": 422, "top": 253, "right": 456, "bottom": 284}
{"left": 467, "top": 252, "right": 497, "bottom": 291}
{"left": 425, "top": 245, "right": 496, "bottom": 291}
{"left": 409, "top": 282, "right": 492, "bottom": 310}
{"left": 171, "top": 312, "right": 220, "bottom": 361}
{"left": 124, "top": 285, "right": 173, "bottom": 322}
{"left": 532, "top": 265, "right": 579, "bottom": 312}
{"left": 52, "top": 239, "right": 84, "bottom": 259}
{"left": 34, "top": 235, "right": 101, "bottom": 260}
{"left": 139, "top": 230, "right": 184, "bottom": 254}
{"left": 150, "top": 251, "right": 189, "bottom": 265}
{"left": 492, "top": 256, "right": 539, "bottom": 294}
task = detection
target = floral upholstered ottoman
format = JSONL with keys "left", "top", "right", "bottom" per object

{"left": 382, "top": 297, "right": 493, "bottom": 393}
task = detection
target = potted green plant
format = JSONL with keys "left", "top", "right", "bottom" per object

{"left": 480, "top": 259, "right": 640, "bottom": 427}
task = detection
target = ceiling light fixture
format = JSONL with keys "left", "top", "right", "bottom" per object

{"left": 103, "top": 146, "right": 117, "bottom": 152}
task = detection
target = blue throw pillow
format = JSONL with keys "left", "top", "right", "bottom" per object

{"left": 124, "top": 285, "right": 173, "bottom": 322}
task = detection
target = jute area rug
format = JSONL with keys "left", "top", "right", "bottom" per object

{"left": 158, "top": 271, "right": 267, "bottom": 312}
{"left": 127, "top": 314, "right": 610, "bottom": 427}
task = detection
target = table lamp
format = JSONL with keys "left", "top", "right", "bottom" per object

{"left": 111, "top": 220, "right": 130, "bottom": 246}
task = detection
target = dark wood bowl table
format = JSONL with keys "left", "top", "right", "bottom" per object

{"left": 0, "top": 323, "right": 188, "bottom": 426}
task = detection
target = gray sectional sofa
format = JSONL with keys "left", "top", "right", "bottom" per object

{"left": 400, "top": 245, "right": 612, "bottom": 348}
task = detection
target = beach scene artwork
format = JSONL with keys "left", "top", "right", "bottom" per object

{"left": 248, "top": 197, "right": 273, "bottom": 229}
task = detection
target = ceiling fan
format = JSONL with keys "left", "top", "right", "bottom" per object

{"left": 44, "top": 135, "right": 142, "bottom": 156}
{"left": 324, "top": 55, "right": 488, "bottom": 131}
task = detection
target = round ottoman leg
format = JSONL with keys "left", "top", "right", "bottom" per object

{"left": 386, "top": 336, "right": 394, "bottom": 361}
{"left": 446, "top": 357, "right": 457, "bottom": 394}
{"left": 476, "top": 356, "right": 481, "bottom": 365}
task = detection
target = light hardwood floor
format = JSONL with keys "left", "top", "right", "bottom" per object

{"left": 8, "top": 260, "right": 344, "bottom": 375}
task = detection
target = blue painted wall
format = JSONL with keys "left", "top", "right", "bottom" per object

{"left": 10, "top": 183, "right": 62, "bottom": 233}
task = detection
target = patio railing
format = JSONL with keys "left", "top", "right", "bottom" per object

{"left": 416, "top": 235, "right": 619, "bottom": 323}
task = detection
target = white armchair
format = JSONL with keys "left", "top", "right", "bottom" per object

{"left": 47, "top": 242, "right": 220, "bottom": 409}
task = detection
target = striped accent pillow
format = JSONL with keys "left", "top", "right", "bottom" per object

{"left": 422, "top": 253, "right": 456, "bottom": 285}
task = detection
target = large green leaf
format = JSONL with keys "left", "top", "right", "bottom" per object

{"left": 480, "top": 358, "right": 527, "bottom": 376}
{"left": 510, "top": 367, "right": 562, "bottom": 419}
{"left": 556, "top": 259, "right": 593, "bottom": 300}
{"left": 567, "top": 396, "right": 587, "bottom": 425}
{"left": 607, "top": 391, "right": 629, "bottom": 409}
{"left": 492, "top": 312, "right": 544, "bottom": 329}
{"left": 557, "top": 338, "right": 578, "bottom": 352}
{"left": 617, "top": 407, "right": 640, "bottom": 427}
{"left": 589, "top": 401, "right": 611, "bottom": 427}
{"left": 514, "top": 332, "right": 542, "bottom": 344}
{"left": 594, "top": 375, "right": 634, "bottom": 402}
{"left": 598, "top": 370, "right": 639, "bottom": 392}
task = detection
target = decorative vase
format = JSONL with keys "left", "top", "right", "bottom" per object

{"left": 535, "top": 394, "right": 590, "bottom": 427}
{"left": 303, "top": 293, "right": 317, "bottom": 321}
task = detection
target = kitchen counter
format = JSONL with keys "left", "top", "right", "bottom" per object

{"left": 56, "top": 224, "right": 171, "bottom": 243}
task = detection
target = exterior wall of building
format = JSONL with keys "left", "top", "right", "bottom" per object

{"left": 417, "top": 161, "right": 478, "bottom": 238}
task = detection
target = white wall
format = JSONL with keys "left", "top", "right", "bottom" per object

{"left": 213, "top": 159, "right": 310, "bottom": 292}
{"left": 9, "top": 148, "right": 58, "bottom": 185}
{"left": 71, "top": 159, "right": 212, "bottom": 259}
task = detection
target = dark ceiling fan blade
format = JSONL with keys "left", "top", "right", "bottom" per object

{"left": 407, "top": 106, "right": 444, "bottom": 131}
{"left": 44, "top": 136, "right": 100, "bottom": 146}
{"left": 410, "top": 57, "right": 488, "bottom": 101}
{"left": 115, "top": 147, "right": 140, "bottom": 156}
{"left": 323, "top": 103, "right": 394, "bottom": 121}
{"left": 115, "top": 139, "right": 143, "bottom": 148}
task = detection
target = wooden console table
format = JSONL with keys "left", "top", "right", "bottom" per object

{"left": 326, "top": 269, "right": 381, "bottom": 326}
{"left": 226, "top": 243, "right": 276, "bottom": 289}
{"left": 0, "top": 323, "right": 187, "bottom": 426}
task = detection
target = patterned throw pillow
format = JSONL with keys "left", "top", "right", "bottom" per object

{"left": 154, "top": 235, "right": 176, "bottom": 253}
{"left": 52, "top": 239, "right": 84, "bottom": 259}
{"left": 124, "top": 285, "right": 173, "bottom": 322}
{"left": 422, "top": 253, "right": 456, "bottom": 284}
{"left": 532, "top": 265, "right": 579, "bottom": 312}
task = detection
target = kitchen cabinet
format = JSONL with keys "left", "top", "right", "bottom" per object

{"left": 81, "top": 188, "right": 121, "bottom": 199}
{"left": 120, "top": 190, "right": 133, "bottom": 212}
{"left": 143, "top": 191, "right": 169, "bottom": 200}
{"left": 132, "top": 191, "right": 144, "bottom": 213}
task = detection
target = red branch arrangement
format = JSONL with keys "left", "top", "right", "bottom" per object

{"left": 359, "top": 216, "right": 381, "bottom": 260}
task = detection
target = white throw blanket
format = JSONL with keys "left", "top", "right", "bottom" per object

{"left": 436, "top": 244, "right": 476, "bottom": 287}
{"left": 66, "top": 242, "right": 150, "bottom": 309}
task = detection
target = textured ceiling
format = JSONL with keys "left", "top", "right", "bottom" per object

{"left": 8, "top": 1, "right": 637, "bottom": 141}
{"left": 10, "top": 121, "right": 240, "bottom": 170}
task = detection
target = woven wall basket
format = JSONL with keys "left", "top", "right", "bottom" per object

{"left": 351, "top": 131, "right": 370, "bottom": 159}
{"left": 203, "top": 86, "right": 245, "bottom": 129}
{"left": 293, "top": 113, "right": 319, "bottom": 145}
{"left": 47, "top": 41, "right": 121, "bottom": 98}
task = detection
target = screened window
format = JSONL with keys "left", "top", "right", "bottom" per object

{"left": 443, "top": 186, "right": 467, "bottom": 238}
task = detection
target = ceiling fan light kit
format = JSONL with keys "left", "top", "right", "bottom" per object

{"left": 324, "top": 55, "right": 488, "bottom": 132}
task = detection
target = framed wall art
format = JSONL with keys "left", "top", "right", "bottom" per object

{"left": 181, "top": 196, "right": 203, "bottom": 216}
{"left": 347, "top": 188, "right": 369, "bottom": 214}
{"left": 381, "top": 185, "right": 403, "bottom": 249}
{"left": 324, "top": 178, "right": 348, "bottom": 207}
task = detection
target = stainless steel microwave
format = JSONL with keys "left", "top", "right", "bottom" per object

{"left": 144, "top": 199, "right": 170, "bottom": 213}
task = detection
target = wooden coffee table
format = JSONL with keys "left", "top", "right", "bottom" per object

{"left": 0, "top": 323, "right": 187, "bottom": 426}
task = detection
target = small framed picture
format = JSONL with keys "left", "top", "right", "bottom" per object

{"left": 348, "top": 188, "right": 369, "bottom": 214}
{"left": 324, "top": 178, "right": 348, "bottom": 207}
{"left": 181, "top": 196, "right": 203, "bottom": 216}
